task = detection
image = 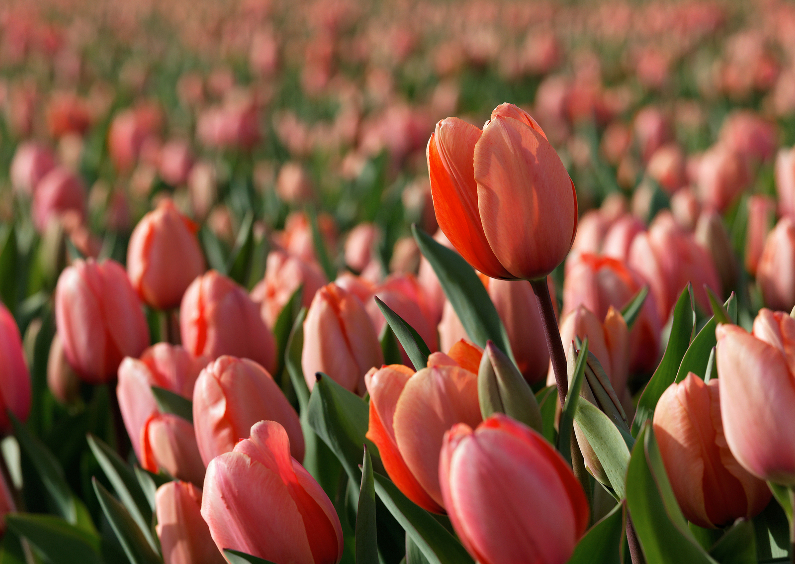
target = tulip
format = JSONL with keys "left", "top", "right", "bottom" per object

{"left": 193, "top": 356, "right": 304, "bottom": 466}
{"left": 646, "top": 144, "right": 687, "bottom": 193}
{"left": 670, "top": 187, "right": 702, "bottom": 232}
{"left": 695, "top": 144, "right": 751, "bottom": 213}
{"left": 344, "top": 223, "right": 381, "bottom": 273}
{"left": 633, "top": 106, "right": 673, "bottom": 163}
{"left": 0, "top": 302, "right": 31, "bottom": 433}
{"left": 719, "top": 110, "right": 777, "bottom": 164}
{"left": 47, "top": 334, "right": 80, "bottom": 405}
{"left": 46, "top": 92, "right": 92, "bottom": 138}
{"left": 695, "top": 211, "right": 739, "bottom": 296}
{"left": 275, "top": 161, "right": 314, "bottom": 204}
{"left": 601, "top": 214, "right": 646, "bottom": 263}
{"left": 427, "top": 103, "right": 577, "bottom": 280}
{"left": 757, "top": 218, "right": 795, "bottom": 311}
{"left": 9, "top": 142, "right": 55, "bottom": 195}
{"left": 302, "top": 283, "right": 383, "bottom": 395}
{"left": 158, "top": 140, "right": 193, "bottom": 186}
{"left": 272, "top": 212, "right": 338, "bottom": 265}
{"left": 180, "top": 271, "right": 277, "bottom": 373}
{"left": 202, "top": 421, "right": 343, "bottom": 564}
{"left": 775, "top": 147, "right": 795, "bottom": 220}
{"left": 141, "top": 414, "right": 205, "bottom": 487}
{"left": 155, "top": 481, "right": 225, "bottom": 564}
{"left": 365, "top": 363, "right": 481, "bottom": 511}
{"left": 440, "top": 414, "right": 589, "bottom": 564}
{"left": 717, "top": 310, "right": 795, "bottom": 483}
{"left": 653, "top": 373, "right": 770, "bottom": 528}
{"left": 55, "top": 258, "right": 149, "bottom": 384}
{"left": 745, "top": 195, "right": 776, "bottom": 276}
{"left": 32, "top": 167, "right": 87, "bottom": 233}
{"left": 108, "top": 106, "right": 162, "bottom": 172}
{"left": 127, "top": 198, "right": 206, "bottom": 310}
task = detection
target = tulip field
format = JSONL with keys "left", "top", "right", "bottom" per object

{"left": 4, "top": 0, "right": 795, "bottom": 562}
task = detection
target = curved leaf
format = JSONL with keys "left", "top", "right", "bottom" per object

{"left": 375, "top": 297, "right": 430, "bottom": 371}
{"left": 93, "top": 479, "right": 161, "bottom": 564}
{"left": 6, "top": 514, "right": 103, "bottom": 564}
{"left": 568, "top": 502, "right": 624, "bottom": 564}
{"left": 150, "top": 386, "right": 193, "bottom": 423}
{"left": 357, "top": 447, "right": 378, "bottom": 564}
{"left": 574, "top": 401, "right": 631, "bottom": 499}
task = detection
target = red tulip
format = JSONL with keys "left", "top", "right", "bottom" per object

{"left": 428, "top": 103, "right": 577, "bottom": 280}
{"left": 202, "top": 421, "right": 343, "bottom": 564}
{"left": 0, "top": 302, "right": 31, "bottom": 433}
{"left": 55, "top": 258, "right": 149, "bottom": 383}
{"left": 155, "top": 481, "right": 225, "bottom": 564}
{"left": 440, "top": 414, "right": 589, "bottom": 564}
{"left": 193, "top": 356, "right": 304, "bottom": 466}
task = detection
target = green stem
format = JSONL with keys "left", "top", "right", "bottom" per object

{"left": 530, "top": 278, "right": 568, "bottom": 406}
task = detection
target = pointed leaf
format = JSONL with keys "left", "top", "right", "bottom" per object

{"left": 6, "top": 514, "right": 103, "bottom": 564}
{"left": 380, "top": 324, "right": 403, "bottom": 366}
{"left": 357, "top": 446, "right": 378, "bottom": 564}
{"left": 150, "top": 386, "right": 193, "bottom": 423}
{"left": 134, "top": 467, "right": 171, "bottom": 512}
{"left": 567, "top": 502, "right": 624, "bottom": 564}
{"left": 709, "top": 519, "right": 756, "bottom": 564}
{"left": 620, "top": 286, "right": 649, "bottom": 330}
{"left": 536, "top": 386, "right": 558, "bottom": 445}
{"left": 676, "top": 294, "right": 736, "bottom": 383}
{"left": 406, "top": 536, "right": 433, "bottom": 564}
{"left": 285, "top": 308, "right": 310, "bottom": 412}
{"left": 224, "top": 550, "right": 277, "bottom": 564}
{"left": 226, "top": 212, "right": 255, "bottom": 286}
{"left": 574, "top": 401, "right": 631, "bottom": 499}
{"left": 0, "top": 227, "right": 19, "bottom": 311}
{"left": 308, "top": 208, "right": 336, "bottom": 281}
{"left": 558, "top": 339, "right": 589, "bottom": 466}
{"left": 199, "top": 226, "right": 229, "bottom": 274}
{"left": 375, "top": 297, "right": 430, "bottom": 371}
{"left": 706, "top": 288, "right": 732, "bottom": 325}
{"left": 272, "top": 284, "right": 304, "bottom": 374}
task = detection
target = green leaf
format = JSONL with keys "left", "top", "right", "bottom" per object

{"left": 87, "top": 434, "right": 158, "bottom": 552}
{"left": 412, "top": 225, "right": 514, "bottom": 363}
{"left": 199, "top": 225, "right": 229, "bottom": 274}
{"left": 620, "top": 286, "right": 649, "bottom": 330}
{"left": 226, "top": 212, "right": 256, "bottom": 286}
{"left": 373, "top": 472, "right": 474, "bottom": 564}
{"left": 224, "top": 549, "right": 277, "bottom": 564}
{"left": 375, "top": 297, "right": 430, "bottom": 371}
{"left": 709, "top": 519, "right": 756, "bottom": 564}
{"left": 285, "top": 308, "right": 310, "bottom": 412}
{"left": 357, "top": 447, "right": 378, "bottom": 564}
{"left": 706, "top": 288, "right": 732, "bottom": 325}
{"left": 632, "top": 286, "right": 695, "bottom": 436}
{"left": 150, "top": 386, "right": 193, "bottom": 423}
{"left": 0, "top": 227, "right": 19, "bottom": 310}
{"left": 93, "top": 479, "right": 161, "bottom": 564}
{"left": 536, "top": 386, "right": 558, "bottom": 445}
{"left": 380, "top": 324, "right": 403, "bottom": 366}
{"left": 625, "top": 424, "right": 717, "bottom": 563}
{"left": 558, "top": 338, "right": 589, "bottom": 466}
{"left": 272, "top": 284, "right": 304, "bottom": 375}
{"left": 768, "top": 483, "right": 792, "bottom": 523}
{"left": 574, "top": 401, "right": 631, "bottom": 499}
{"left": 676, "top": 294, "right": 736, "bottom": 383}
{"left": 0, "top": 530, "right": 28, "bottom": 564}
{"left": 754, "top": 497, "right": 790, "bottom": 562}
{"left": 406, "top": 536, "right": 433, "bottom": 564}
{"left": 567, "top": 502, "right": 624, "bottom": 564}
{"left": 6, "top": 514, "right": 103, "bottom": 564}
{"left": 134, "top": 467, "right": 171, "bottom": 512}
{"left": 308, "top": 208, "right": 336, "bottom": 281}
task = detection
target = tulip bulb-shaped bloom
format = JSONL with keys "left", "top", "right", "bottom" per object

{"left": 653, "top": 373, "right": 770, "bottom": 528}
{"left": 717, "top": 311, "right": 795, "bottom": 484}
{"left": 0, "top": 302, "right": 31, "bottom": 433}
{"left": 202, "top": 421, "right": 343, "bottom": 564}
{"left": 55, "top": 258, "right": 150, "bottom": 383}
{"left": 180, "top": 271, "right": 277, "bottom": 373}
{"left": 155, "top": 481, "right": 225, "bottom": 564}
{"left": 428, "top": 103, "right": 577, "bottom": 280}
{"left": 302, "top": 283, "right": 383, "bottom": 395}
{"left": 32, "top": 167, "right": 87, "bottom": 233}
{"left": 745, "top": 195, "right": 776, "bottom": 276}
{"left": 141, "top": 414, "right": 206, "bottom": 487}
{"left": 440, "top": 415, "right": 589, "bottom": 564}
{"left": 10, "top": 142, "right": 55, "bottom": 195}
{"left": 757, "top": 218, "right": 795, "bottom": 312}
{"left": 193, "top": 356, "right": 304, "bottom": 466}
{"left": 127, "top": 198, "right": 205, "bottom": 310}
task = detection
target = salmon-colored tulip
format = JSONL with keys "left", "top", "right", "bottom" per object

{"left": 719, "top": 110, "right": 777, "bottom": 164}
{"left": 653, "top": 373, "right": 770, "bottom": 528}
{"left": 757, "top": 218, "right": 795, "bottom": 312}
{"left": 745, "top": 195, "right": 776, "bottom": 276}
{"left": 180, "top": 271, "right": 277, "bottom": 373}
{"left": 9, "top": 142, "right": 55, "bottom": 195}
{"left": 633, "top": 106, "right": 673, "bottom": 163}
{"left": 155, "top": 481, "right": 225, "bottom": 564}
{"left": 32, "top": 167, "right": 86, "bottom": 233}
{"left": 158, "top": 140, "right": 193, "bottom": 186}
{"left": 127, "top": 198, "right": 205, "bottom": 310}
{"left": 776, "top": 146, "right": 795, "bottom": 220}
{"left": 344, "top": 223, "right": 381, "bottom": 273}
{"left": 602, "top": 214, "right": 645, "bottom": 263}
{"left": 193, "top": 356, "right": 304, "bottom": 465}
{"left": 717, "top": 311, "right": 795, "bottom": 483}
{"left": 0, "top": 302, "right": 31, "bottom": 433}
{"left": 695, "top": 211, "right": 738, "bottom": 296}
{"left": 202, "top": 421, "right": 343, "bottom": 564}
{"left": 428, "top": 103, "right": 577, "bottom": 280}
{"left": 272, "top": 212, "right": 338, "bottom": 265}
{"left": 275, "top": 161, "right": 314, "bottom": 204}
{"left": 141, "top": 413, "right": 205, "bottom": 487}
{"left": 47, "top": 334, "right": 80, "bottom": 405}
{"left": 670, "top": 188, "right": 702, "bottom": 232}
{"left": 440, "top": 414, "right": 589, "bottom": 564}
{"left": 302, "top": 283, "right": 383, "bottom": 395}
{"left": 365, "top": 363, "right": 481, "bottom": 512}
{"left": 696, "top": 144, "right": 751, "bottom": 213}
{"left": 55, "top": 258, "right": 149, "bottom": 384}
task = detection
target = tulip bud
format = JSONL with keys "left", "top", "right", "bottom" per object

{"left": 0, "top": 302, "right": 31, "bottom": 433}
{"left": 670, "top": 187, "right": 702, "bottom": 232}
{"left": 32, "top": 167, "right": 87, "bottom": 233}
{"left": 141, "top": 414, "right": 205, "bottom": 487}
{"left": 719, "top": 110, "right": 777, "bottom": 164}
{"left": 47, "top": 334, "right": 80, "bottom": 405}
{"left": 646, "top": 143, "right": 686, "bottom": 193}
{"left": 202, "top": 421, "right": 344, "bottom": 564}
{"left": 757, "top": 217, "right": 795, "bottom": 312}
{"left": 745, "top": 195, "right": 776, "bottom": 277}
{"left": 180, "top": 271, "right": 277, "bottom": 373}
{"left": 275, "top": 161, "right": 314, "bottom": 204}
{"left": 155, "top": 481, "right": 225, "bottom": 564}
{"left": 158, "top": 140, "right": 193, "bottom": 186}
{"left": 302, "top": 283, "right": 383, "bottom": 395}
{"left": 55, "top": 258, "right": 150, "bottom": 384}
{"left": 695, "top": 211, "right": 738, "bottom": 296}
{"left": 440, "top": 415, "right": 589, "bottom": 564}
{"left": 193, "top": 356, "right": 304, "bottom": 466}
{"left": 696, "top": 144, "right": 751, "bottom": 213}
{"left": 9, "top": 142, "right": 55, "bottom": 195}
{"left": 127, "top": 198, "right": 206, "bottom": 310}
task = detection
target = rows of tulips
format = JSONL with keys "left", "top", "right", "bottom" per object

{"left": 4, "top": 0, "right": 795, "bottom": 563}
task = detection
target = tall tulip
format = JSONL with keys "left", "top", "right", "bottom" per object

{"left": 155, "top": 481, "right": 225, "bottom": 564}
{"left": 55, "top": 258, "right": 149, "bottom": 383}
{"left": 202, "top": 421, "right": 343, "bottom": 564}
{"left": 440, "top": 414, "right": 589, "bottom": 564}
{"left": 0, "top": 302, "right": 31, "bottom": 433}
{"left": 757, "top": 217, "right": 795, "bottom": 312}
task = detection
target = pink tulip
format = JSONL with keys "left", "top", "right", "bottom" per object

{"left": 108, "top": 106, "right": 162, "bottom": 172}
{"left": 716, "top": 310, "right": 795, "bottom": 483}
{"left": 193, "top": 356, "right": 304, "bottom": 466}
{"left": 32, "top": 167, "right": 86, "bottom": 233}
{"left": 9, "top": 142, "right": 55, "bottom": 195}
{"left": 47, "top": 334, "right": 80, "bottom": 405}
{"left": 601, "top": 214, "right": 646, "bottom": 263}
{"left": 695, "top": 144, "right": 751, "bottom": 213}
{"left": 141, "top": 414, "right": 205, "bottom": 487}
{"left": 670, "top": 187, "right": 702, "bottom": 232}
{"left": 202, "top": 421, "right": 343, "bottom": 564}
{"left": 275, "top": 161, "right": 314, "bottom": 204}
{"left": 158, "top": 140, "right": 193, "bottom": 186}
{"left": 0, "top": 302, "right": 31, "bottom": 433}
{"left": 776, "top": 147, "right": 795, "bottom": 220}
{"left": 653, "top": 373, "right": 770, "bottom": 528}
{"left": 745, "top": 195, "right": 776, "bottom": 276}
{"left": 646, "top": 143, "right": 686, "bottom": 193}
{"left": 344, "top": 223, "right": 381, "bottom": 273}
{"left": 55, "top": 259, "right": 149, "bottom": 384}
{"left": 757, "top": 217, "right": 795, "bottom": 312}
{"left": 302, "top": 283, "right": 383, "bottom": 395}
{"left": 155, "top": 481, "right": 225, "bottom": 564}
{"left": 440, "top": 415, "right": 589, "bottom": 564}
{"left": 633, "top": 106, "right": 673, "bottom": 163}
{"left": 180, "top": 271, "right": 277, "bottom": 373}
{"left": 272, "top": 212, "right": 338, "bottom": 265}
{"left": 127, "top": 198, "right": 205, "bottom": 310}
{"left": 719, "top": 110, "right": 777, "bottom": 164}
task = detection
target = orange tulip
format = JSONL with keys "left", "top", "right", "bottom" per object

{"left": 428, "top": 103, "right": 577, "bottom": 280}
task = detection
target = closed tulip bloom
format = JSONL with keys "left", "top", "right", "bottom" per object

{"left": 365, "top": 363, "right": 481, "bottom": 511}
{"left": 47, "top": 334, "right": 80, "bottom": 405}
{"left": 757, "top": 218, "right": 795, "bottom": 311}
{"left": 127, "top": 198, "right": 205, "bottom": 310}
{"left": 302, "top": 283, "right": 382, "bottom": 395}
{"left": 141, "top": 414, "right": 205, "bottom": 487}
{"left": 440, "top": 415, "right": 589, "bottom": 564}
{"left": 155, "top": 481, "right": 225, "bottom": 564}
{"left": 646, "top": 144, "right": 687, "bottom": 193}
{"left": 717, "top": 311, "right": 795, "bottom": 483}
{"left": 202, "top": 421, "right": 343, "bottom": 564}
{"left": 32, "top": 167, "right": 87, "bottom": 233}
{"left": 55, "top": 259, "right": 149, "bottom": 384}
{"left": 9, "top": 142, "right": 55, "bottom": 195}
{"left": 193, "top": 356, "right": 304, "bottom": 466}
{"left": 601, "top": 214, "right": 645, "bottom": 263}
{"left": 696, "top": 144, "right": 751, "bottom": 213}
{"left": 344, "top": 223, "right": 381, "bottom": 273}
{"left": 695, "top": 211, "right": 739, "bottom": 296}
{"left": 428, "top": 103, "right": 577, "bottom": 280}
{"left": 0, "top": 302, "right": 31, "bottom": 433}
{"left": 775, "top": 147, "right": 795, "bottom": 220}
{"left": 745, "top": 195, "right": 776, "bottom": 276}
{"left": 180, "top": 271, "right": 277, "bottom": 373}
{"left": 653, "top": 373, "right": 770, "bottom": 528}
{"left": 158, "top": 140, "right": 193, "bottom": 186}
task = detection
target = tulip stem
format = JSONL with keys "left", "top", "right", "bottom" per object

{"left": 530, "top": 279, "right": 568, "bottom": 406}
{"left": 626, "top": 512, "right": 645, "bottom": 564}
